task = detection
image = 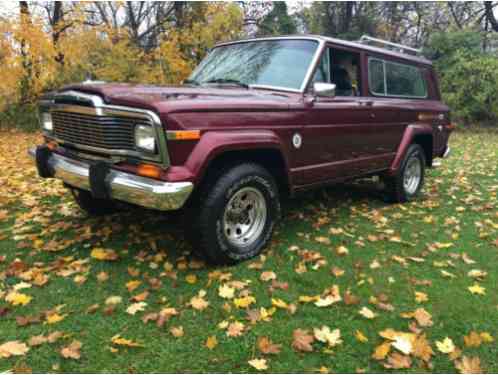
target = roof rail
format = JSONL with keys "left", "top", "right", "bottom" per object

{"left": 358, "top": 35, "right": 422, "bottom": 56}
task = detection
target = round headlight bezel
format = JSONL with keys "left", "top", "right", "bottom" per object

{"left": 134, "top": 124, "right": 157, "bottom": 153}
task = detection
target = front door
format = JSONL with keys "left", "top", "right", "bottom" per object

{"left": 295, "top": 46, "right": 393, "bottom": 186}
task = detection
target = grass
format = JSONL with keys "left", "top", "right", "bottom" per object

{"left": 0, "top": 129, "right": 497, "bottom": 373}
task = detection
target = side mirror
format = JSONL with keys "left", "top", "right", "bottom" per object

{"left": 313, "top": 82, "right": 336, "bottom": 98}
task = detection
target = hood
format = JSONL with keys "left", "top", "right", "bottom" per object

{"left": 60, "top": 82, "right": 297, "bottom": 114}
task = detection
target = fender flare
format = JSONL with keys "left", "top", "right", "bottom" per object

{"left": 184, "top": 130, "right": 291, "bottom": 186}
{"left": 388, "top": 123, "right": 433, "bottom": 176}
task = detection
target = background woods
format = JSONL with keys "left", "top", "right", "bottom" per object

{"left": 1, "top": 1, "right": 498, "bottom": 129}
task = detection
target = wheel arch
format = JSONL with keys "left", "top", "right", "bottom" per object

{"left": 388, "top": 124, "right": 434, "bottom": 175}
{"left": 196, "top": 147, "right": 291, "bottom": 197}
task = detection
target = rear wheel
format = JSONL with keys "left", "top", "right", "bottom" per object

{"left": 70, "top": 187, "right": 118, "bottom": 216}
{"left": 385, "top": 144, "right": 426, "bottom": 203}
{"left": 193, "top": 163, "right": 280, "bottom": 264}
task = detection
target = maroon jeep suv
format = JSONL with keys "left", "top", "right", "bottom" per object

{"left": 30, "top": 35, "right": 452, "bottom": 263}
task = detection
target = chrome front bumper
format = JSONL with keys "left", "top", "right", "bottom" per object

{"left": 443, "top": 146, "right": 451, "bottom": 158}
{"left": 28, "top": 148, "right": 193, "bottom": 211}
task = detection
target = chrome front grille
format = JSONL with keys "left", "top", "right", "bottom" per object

{"left": 52, "top": 111, "right": 148, "bottom": 151}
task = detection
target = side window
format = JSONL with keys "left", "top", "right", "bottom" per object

{"left": 312, "top": 47, "right": 361, "bottom": 96}
{"left": 368, "top": 59, "right": 385, "bottom": 95}
{"left": 368, "top": 57, "right": 428, "bottom": 98}
{"left": 385, "top": 62, "right": 427, "bottom": 97}
{"left": 312, "top": 48, "right": 331, "bottom": 84}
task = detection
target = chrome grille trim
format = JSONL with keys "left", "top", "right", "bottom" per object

{"left": 41, "top": 91, "right": 170, "bottom": 168}
{"left": 52, "top": 111, "right": 139, "bottom": 151}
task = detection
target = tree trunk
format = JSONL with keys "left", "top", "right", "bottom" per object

{"left": 484, "top": 1, "right": 498, "bottom": 32}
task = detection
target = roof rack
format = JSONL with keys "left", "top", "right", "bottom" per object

{"left": 358, "top": 35, "right": 422, "bottom": 56}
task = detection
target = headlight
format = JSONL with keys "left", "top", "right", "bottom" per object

{"left": 134, "top": 124, "right": 156, "bottom": 152}
{"left": 41, "top": 112, "right": 53, "bottom": 132}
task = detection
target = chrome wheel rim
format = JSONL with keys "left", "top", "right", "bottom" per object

{"left": 403, "top": 156, "right": 422, "bottom": 195}
{"left": 223, "top": 187, "right": 267, "bottom": 247}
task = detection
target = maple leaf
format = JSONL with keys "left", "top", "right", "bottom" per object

{"left": 205, "top": 336, "right": 218, "bottom": 350}
{"left": 467, "top": 269, "right": 487, "bottom": 279}
{"left": 412, "top": 334, "right": 434, "bottom": 362}
{"left": 479, "top": 332, "right": 494, "bottom": 343}
{"left": 292, "top": 329, "right": 314, "bottom": 352}
{"left": 313, "top": 326, "right": 342, "bottom": 347}
{"left": 464, "top": 331, "right": 482, "bottom": 348}
{"left": 46, "top": 312, "right": 66, "bottom": 325}
{"left": 391, "top": 334, "right": 414, "bottom": 355}
{"left": 185, "top": 274, "right": 197, "bottom": 284}
{"left": 5, "top": 291, "right": 32, "bottom": 306}
{"left": 260, "top": 271, "right": 276, "bottom": 281}
{"left": 218, "top": 284, "right": 235, "bottom": 299}
{"left": 436, "top": 337, "right": 455, "bottom": 354}
{"left": 383, "top": 353, "right": 412, "bottom": 369}
{"left": 372, "top": 342, "right": 391, "bottom": 360}
{"left": 170, "top": 326, "right": 184, "bottom": 338}
{"left": 233, "top": 295, "right": 255, "bottom": 309}
{"left": 468, "top": 283, "right": 486, "bottom": 295}
{"left": 105, "top": 296, "right": 122, "bottom": 305}
{"left": 126, "top": 302, "right": 147, "bottom": 315}
{"left": 28, "top": 335, "right": 47, "bottom": 347}
{"left": 257, "top": 336, "right": 281, "bottom": 354}
{"left": 226, "top": 321, "right": 244, "bottom": 337}
{"left": 248, "top": 358, "right": 268, "bottom": 371}
{"left": 126, "top": 280, "right": 141, "bottom": 292}
{"left": 90, "top": 247, "right": 119, "bottom": 261}
{"left": 359, "top": 306, "right": 377, "bottom": 319}
{"left": 355, "top": 330, "right": 368, "bottom": 343}
{"left": 111, "top": 335, "right": 143, "bottom": 347}
{"left": 0, "top": 341, "right": 29, "bottom": 358}
{"left": 336, "top": 245, "right": 349, "bottom": 255}
{"left": 414, "top": 291, "right": 429, "bottom": 303}
{"left": 271, "top": 298, "right": 288, "bottom": 309}
{"left": 455, "top": 355, "right": 483, "bottom": 374}
{"left": 60, "top": 340, "right": 82, "bottom": 360}
{"left": 191, "top": 295, "right": 209, "bottom": 311}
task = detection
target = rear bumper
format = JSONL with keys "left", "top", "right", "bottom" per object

{"left": 28, "top": 147, "right": 193, "bottom": 211}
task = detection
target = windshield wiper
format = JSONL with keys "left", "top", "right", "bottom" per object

{"left": 183, "top": 79, "right": 200, "bottom": 86}
{"left": 203, "top": 78, "right": 249, "bottom": 89}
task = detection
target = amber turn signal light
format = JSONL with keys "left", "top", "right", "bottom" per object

{"left": 445, "top": 123, "right": 457, "bottom": 130}
{"left": 137, "top": 164, "right": 161, "bottom": 179}
{"left": 167, "top": 130, "right": 201, "bottom": 140}
{"left": 46, "top": 141, "right": 57, "bottom": 151}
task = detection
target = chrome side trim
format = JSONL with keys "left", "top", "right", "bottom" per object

{"left": 43, "top": 91, "right": 170, "bottom": 168}
{"left": 28, "top": 148, "right": 192, "bottom": 211}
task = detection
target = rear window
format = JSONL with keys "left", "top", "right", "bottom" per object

{"left": 368, "top": 58, "right": 427, "bottom": 98}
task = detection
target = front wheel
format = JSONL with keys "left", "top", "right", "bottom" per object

{"left": 385, "top": 144, "right": 426, "bottom": 203}
{"left": 194, "top": 163, "right": 280, "bottom": 264}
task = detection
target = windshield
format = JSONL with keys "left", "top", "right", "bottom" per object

{"left": 188, "top": 39, "right": 319, "bottom": 91}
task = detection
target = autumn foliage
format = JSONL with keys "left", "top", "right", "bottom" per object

{"left": 0, "top": 3, "right": 243, "bottom": 117}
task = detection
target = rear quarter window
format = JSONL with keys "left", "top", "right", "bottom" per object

{"left": 368, "top": 58, "right": 428, "bottom": 98}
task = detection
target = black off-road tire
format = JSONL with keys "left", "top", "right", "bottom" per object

{"left": 70, "top": 187, "right": 118, "bottom": 216}
{"left": 191, "top": 163, "right": 280, "bottom": 264}
{"left": 385, "top": 144, "right": 426, "bottom": 203}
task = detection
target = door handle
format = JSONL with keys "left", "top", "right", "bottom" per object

{"left": 358, "top": 100, "right": 373, "bottom": 107}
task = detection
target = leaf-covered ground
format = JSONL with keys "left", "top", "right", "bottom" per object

{"left": 0, "top": 129, "right": 497, "bottom": 373}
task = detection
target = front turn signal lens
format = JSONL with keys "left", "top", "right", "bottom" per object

{"left": 167, "top": 130, "right": 201, "bottom": 140}
{"left": 137, "top": 164, "right": 161, "bottom": 179}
